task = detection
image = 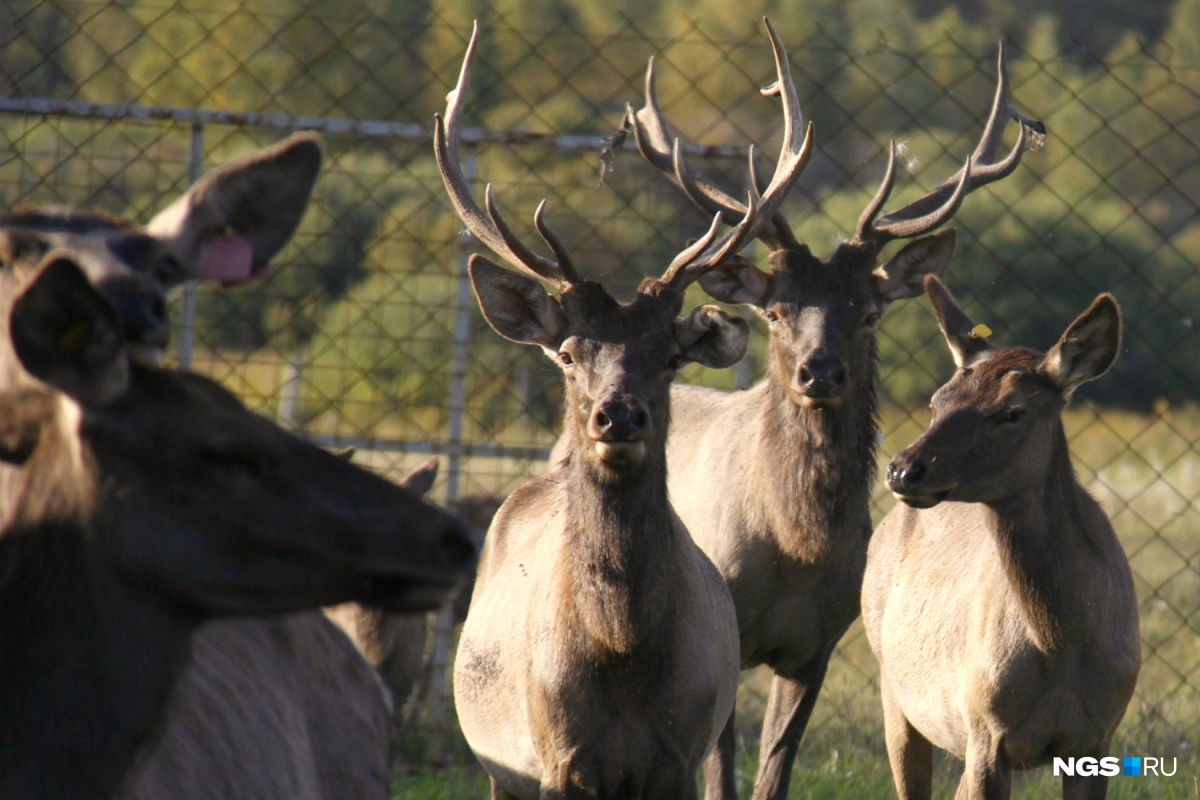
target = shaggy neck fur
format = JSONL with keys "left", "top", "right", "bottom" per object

{"left": 751, "top": 344, "right": 879, "bottom": 563}
{"left": 558, "top": 420, "right": 678, "bottom": 660}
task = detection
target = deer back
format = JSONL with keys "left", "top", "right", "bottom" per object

{"left": 117, "top": 615, "right": 390, "bottom": 800}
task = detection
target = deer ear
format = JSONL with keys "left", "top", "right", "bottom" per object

{"left": 399, "top": 457, "right": 440, "bottom": 498}
{"left": 1040, "top": 294, "right": 1121, "bottom": 399}
{"left": 11, "top": 258, "right": 130, "bottom": 405}
{"left": 925, "top": 275, "right": 990, "bottom": 369}
{"left": 146, "top": 133, "right": 323, "bottom": 288}
{"left": 697, "top": 256, "right": 774, "bottom": 308}
{"left": 675, "top": 305, "right": 749, "bottom": 369}
{"left": 875, "top": 229, "right": 956, "bottom": 306}
{"left": 468, "top": 256, "right": 566, "bottom": 352}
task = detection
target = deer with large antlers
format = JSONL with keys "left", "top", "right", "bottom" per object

{"left": 623, "top": 19, "right": 1038, "bottom": 800}
{"left": 436, "top": 24, "right": 779, "bottom": 799}
{"left": 863, "top": 276, "right": 1139, "bottom": 799}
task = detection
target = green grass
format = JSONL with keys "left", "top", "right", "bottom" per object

{"left": 391, "top": 745, "right": 1199, "bottom": 798}
{"left": 392, "top": 766, "right": 489, "bottom": 799}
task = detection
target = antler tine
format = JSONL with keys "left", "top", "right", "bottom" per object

{"left": 483, "top": 187, "right": 583, "bottom": 285}
{"left": 627, "top": 67, "right": 750, "bottom": 227}
{"left": 433, "top": 21, "right": 579, "bottom": 289}
{"left": 856, "top": 39, "right": 1036, "bottom": 247}
{"left": 658, "top": 191, "right": 760, "bottom": 293}
{"left": 629, "top": 16, "right": 811, "bottom": 251}
{"left": 752, "top": 17, "right": 815, "bottom": 243}
{"left": 974, "top": 41, "right": 1015, "bottom": 164}
{"left": 855, "top": 141, "right": 899, "bottom": 239}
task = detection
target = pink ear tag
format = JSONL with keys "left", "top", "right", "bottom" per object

{"left": 200, "top": 235, "right": 257, "bottom": 287}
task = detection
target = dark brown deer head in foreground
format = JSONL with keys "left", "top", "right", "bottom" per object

{"left": 887, "top": 275, "right": 1121, "bottom": 509}
{"left": 5, "top": 257, "right": 478, "bottom": 613}
{"left": 0, "top": 255, "right": 478, "bottom": 800}
{"left": 435, "top": 24, "right": 769, "bottom": 477}
{"left": 629, "top": 19, "right": 1036, "bottom": 411}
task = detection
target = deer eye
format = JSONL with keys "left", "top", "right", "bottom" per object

{"left": 765, "top": 309, "right": 780, "bottom": 324}
{"left": 1002, "top": 408, "right": 1025, "bottom": 424}
{"left": 558, "top": 351, "right": 574, "bottom": 367}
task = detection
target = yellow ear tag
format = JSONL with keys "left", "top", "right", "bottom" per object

{"left": 59, "top": 321, "right": 90, "bottom": 353}
{"left": 968, "top": 323, "right": 993, "bottom": 340}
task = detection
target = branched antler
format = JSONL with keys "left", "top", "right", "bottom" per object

{"left": 436, "top": 21, "right": 758, "bottom": 297}
{"left": 628, "top": 17, "right": 812, "bottom": 251}
{"left": 853, "top": 41, "right": 1035, "bottom": 250}
{"left": 433, "top": 22, "right": 583, "bottom": 291}
{"left": 630, "top": 24, "right": 1040, "bottom": 264}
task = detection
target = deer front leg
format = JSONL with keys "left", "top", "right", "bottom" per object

{"left": 750, "top": 648, "right": 833, "bottom": 800}
{"left": 1061, "top": 772, "right": 1111, "bottom": 800}
{"left": 953, "top": 733, "right": 1011, "bottom": 800}
{"left": 539, "top": 755, "right": 601, "bottom": 800}
{"left": 702, "top": 708, "right": 737, "bottom": 800}
{"left": 646, "top": 758, "right": 700, "bottom": 800}
{"left": 1061, "top": 741, "right": 1115, "bottom": 800}
{"left": 880, "top": 677, "right": 933, "bottom": 800}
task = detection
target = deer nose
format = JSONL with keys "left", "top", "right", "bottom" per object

{"left": 795, "top": 350, "right": 847, "bottom": 398}
{"left": 886, "top": 460, "right": 927, "bottom": 492}
{"left": 100, "top": 277, "right": 170, "bottom": 353}
{"left": 588, "top": 395, "right": 652, "bottom": 443}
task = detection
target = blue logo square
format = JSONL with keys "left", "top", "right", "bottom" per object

{"left": 1123, "top": 757, "right": 1141, "bottom": 777}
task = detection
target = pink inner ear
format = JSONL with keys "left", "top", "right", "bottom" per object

{"left": 200, "top": 235, "right": 257, "bottom": 287}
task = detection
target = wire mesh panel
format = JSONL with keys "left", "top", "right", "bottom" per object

{"left": 2, "top": 0, "right": 1197, "bottom": 779}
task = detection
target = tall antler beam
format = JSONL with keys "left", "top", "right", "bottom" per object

{"left": 434, "top": 21, "right": 582, "bottom": 289}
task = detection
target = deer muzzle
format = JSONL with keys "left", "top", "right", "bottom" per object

{"left": 886, "top": 454, "right": 951, "bottom": 509}
{"left": 588, "top": 394, "right": 652, "bottom": 464}
{"left": 792, "top": 349, "right": 848, "bottom": 407}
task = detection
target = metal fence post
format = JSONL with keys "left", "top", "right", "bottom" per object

{"left": 278, "top": 352, "right": 303, "bottom": 428}
{"left": 425, "top": 151, "right": 478, "bottom": 767}
{"left": 175, "top": 123, "right": 204, "bottom": 372}
{"left": 735, "top": 309, "right": 755, "bottom": 390}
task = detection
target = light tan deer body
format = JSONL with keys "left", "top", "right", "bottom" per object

{"left": 862, "top": 277, "right": 1139, "bottom": 799}
{"left": 618, "top": 20, "right": 1038, "bottom": 799}
{"left": 456, "top": 464, "right": 740, "bottom": 798}
{"left": 118, "top": 614, "right": 392, "bottom": 800}
{"left": 122, "top": 461, "right": 445, "bottom": 800}
{"left": 433, "top": 24, "right": 798, "bottom": 798}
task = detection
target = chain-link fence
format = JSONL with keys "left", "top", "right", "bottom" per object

{"left": 2, "top": 0, "right": 1197, "bottom": 780}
